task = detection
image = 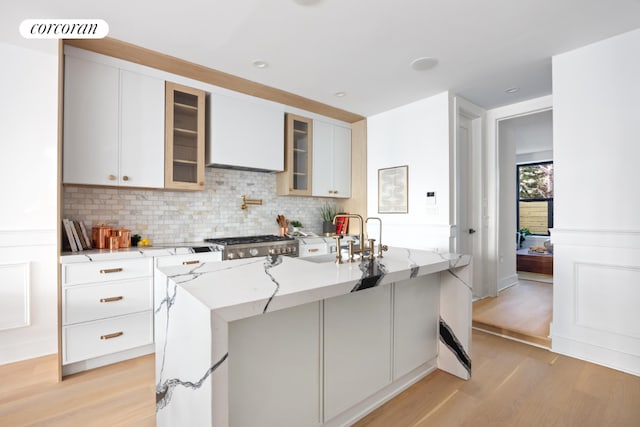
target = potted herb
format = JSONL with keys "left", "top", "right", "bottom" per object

{"left": 320, "top": 203, "right": 337, "bottom": 235}
{"left": 290, "top": 220, "right": 303, "bottom": 234}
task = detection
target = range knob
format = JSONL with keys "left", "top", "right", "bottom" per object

{"left": 237, "top": 251, "right": 245, "bottom": 258}
{"left": 268, "top": 248, "right": 276, "bottom": 255}
{"left": 249, "top": 248, "right": 259, "bottom": 257}
{"left": 227, "top": 253, "right": 236, "bottom": 260}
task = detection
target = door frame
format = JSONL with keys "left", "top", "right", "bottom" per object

{"left": 484, "top": 95, "right": 553, "bottom": 298}
{"left": 452, "top": 96, "right": 484, "bottom": 299}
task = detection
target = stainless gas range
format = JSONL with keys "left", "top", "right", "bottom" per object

{"left": 204, "top": 235, "right": 299, "bottom": 260}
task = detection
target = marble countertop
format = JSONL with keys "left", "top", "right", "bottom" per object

{"left": 60, "top": 242, "right": 222, "bottom": 263}
{"left": 157, "top": 247, "right": 470, "bottom": 322}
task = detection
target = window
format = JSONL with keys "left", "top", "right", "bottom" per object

{"left": 517, "top": 161, "right": 553, "bottom": 236}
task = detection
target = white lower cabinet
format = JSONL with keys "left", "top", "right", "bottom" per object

{"left": 323, "top": 285, "right": 392, "bottom": 420}
{"left": 229, "top": 301, "right": 321, "bottom": 427}
{"left": 393, "top": 276, "right": 439, "bottom": 378}
{"left": 61, "top": 256, "right": 154, "bottom": 371}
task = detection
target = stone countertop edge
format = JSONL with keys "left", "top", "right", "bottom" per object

{"left": 157, "top": 247, "right": 469, "bottom": 323}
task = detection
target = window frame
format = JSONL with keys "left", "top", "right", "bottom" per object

{"left": 516, "top": 160, "right": 554, "bottom": 236}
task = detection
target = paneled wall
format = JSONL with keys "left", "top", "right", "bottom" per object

{"left": 551, "top": 28, "right": 640, "bottom": 375}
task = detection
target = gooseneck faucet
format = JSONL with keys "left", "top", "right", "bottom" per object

{"left": 365, "top": 217, "right": 389, "bottom": 258}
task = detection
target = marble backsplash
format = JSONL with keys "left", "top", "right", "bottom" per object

{"left": 63, "top": 168, "right": 342, "bottom": 245}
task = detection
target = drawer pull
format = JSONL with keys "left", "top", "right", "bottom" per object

{"left": 308, "top": 248, "right": 319, "bottom": 253}
{"left": 99, "top": 268, "right": 123, "bottom": 274}
{"left": 100, "top": 331, "right": 123, "bottom": 340}
{"left": 182, "top": 260, "right": 200, "bottom": 265}
{"left": 99, "top": 296, "right": 124, "bottom": 303}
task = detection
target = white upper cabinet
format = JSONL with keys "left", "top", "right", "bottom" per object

{"left": 207, "top": 93, "right": 284, "bottom": 171}
{"left": 312, "top": 120, "right": 351, "bottom": 198}
{"left": 63, "top": 54, "right": 164, "bottom": 188}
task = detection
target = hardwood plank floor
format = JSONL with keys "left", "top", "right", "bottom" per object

{"left": 355, "top": 330, "right": 640, "bottom": 427}
{"left": 2, "top": 331, "right": 639, "bottom": 426}
{"left": 0, "top": 354, "right": 155, "bottom": 426}
{"left": 472, "top": 278, "right": 552, "bottom": 347}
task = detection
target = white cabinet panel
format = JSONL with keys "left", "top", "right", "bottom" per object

{"left": 312, "top": 120, "right": 351, "bottom": 198}
{"left": 393, "top": 276, "right": 439, "bottom": 379}
{"left": 323, "top": 285, "right": 392, "bottom": 420}
{"left": 0, "top": 263, "right": 30, "bottom": 330}
{"left": 208, "top": 93, "right": 284, "bottom": 171}
{"left": 62, "top": 311, "right": 153, "bottom": 364}
{"left": 154, "top": 251, "right": 222, "bottom": 268}
{"left": 63, "top": 54, "right": 165, "bottom": 188}
{"left": 63, "top": 278, "right": 153, "bottom": 325}
{"left": 119, "top": 70, "right": 165, "bottom": 188}
{"left": 62, "top": 258, "right": 153, "bottom": 286}
{"left": 229, "top": 301, "right": 321, "bottom": 427}
{"left": 63, "top": 55, "right": 119, "bottom": 186}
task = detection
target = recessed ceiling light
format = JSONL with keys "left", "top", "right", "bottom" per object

{"left": 410, "top": 57, "right": 438, "bottom": 71}
{"left": 252, "top": 60, "right": 269, "bottom": 69}
{"left": 505, "top": 87, "right": 519, "bottom": 93}
{"left": 334, "top": 91, "right": 346, "bottom": 98}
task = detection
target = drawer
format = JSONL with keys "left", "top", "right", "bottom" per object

{"left": 299, "top": 243, "right": 328, "bottom": 257}
{"left": 62, "top": 311, "right": 153, "bottom": 365}
{"left": 62, "top": 258, "right": 153, "bottom": 286}
{"left": 155, "top": 251, "right": 222, "bottom": 268}
{"left": 63, "top": 278, "right": 153, "bottom": 325}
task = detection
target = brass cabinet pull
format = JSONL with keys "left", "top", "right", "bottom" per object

{"left": 100, "top": 331, "right": 123, "bottom": 340}
{"left": 182, "top": 260, "right": 200, "bottom": 265}
{"left": 308, "top": 248, "right": 319, "bottom": 253}
{"left": 99, "top": 296, "right": 123, "bottom": 303}
{"left": 122, "top": 175, "right": 129, "bottom": 181}
{"left": 108, "top": 174, "right": 116, "bottom": 181}
{"left": 99, "top": 268, "right": 123, "bottom": 274}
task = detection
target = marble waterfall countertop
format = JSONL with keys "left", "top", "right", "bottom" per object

{"left": 157, "top": 246, "right": 470, "bottom": 322}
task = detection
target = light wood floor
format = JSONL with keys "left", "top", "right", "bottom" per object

{"left": 2, "top": 331, "right": 639, "bottom": 426}
{"left": 472, "top": 278, "right": 553, "bottom": 347}
{"left": 356, "top": 330, "right": 640, "bottom": 427}
{"left": 0, "top": 354, "right": 155, "bottom": 426}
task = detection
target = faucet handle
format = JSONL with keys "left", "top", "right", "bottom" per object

{"left": 367, "top": 238, "right": 376, "bottom": 260}
{"left": 333, "top": 235, "right": 343, "bottom": 264}
{"left": 378, "top": 244, "right": 389, "bottom": 258}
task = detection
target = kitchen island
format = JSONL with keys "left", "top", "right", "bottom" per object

{"left": 154, "top": 247, "right": 472, "bottom": 426}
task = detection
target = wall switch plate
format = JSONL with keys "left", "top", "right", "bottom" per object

{"left": 426, "top": 191, "right": 436, "bottom": 206}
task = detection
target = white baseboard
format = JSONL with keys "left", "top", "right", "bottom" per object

{"left": 498, "top": 274, "right": 519, "bottom": 292}
{"left": 551, "top": 333, "right": 640, "bottom": 377}
{"left": 62, "top": 344, "right": 154, "bottom": 376}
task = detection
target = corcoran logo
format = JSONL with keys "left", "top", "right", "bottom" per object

{"left": 20, "top": 19, "right": 109, "bottom": 39}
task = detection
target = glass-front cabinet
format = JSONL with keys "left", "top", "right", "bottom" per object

{"left": 165, "top": 82, "right": 205, "bottom": 190}
{"left": 277, "top": 113, "right": 313, "bottom": 196}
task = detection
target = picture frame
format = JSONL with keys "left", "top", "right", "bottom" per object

{"left": 378, "top": 165, "right": 408, "bottom": 213}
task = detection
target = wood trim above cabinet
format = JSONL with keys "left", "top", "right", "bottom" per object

{"left": 65, "top": 38, "right": 365, "bottom": 124}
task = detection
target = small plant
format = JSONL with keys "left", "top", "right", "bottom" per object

{"left": 290, "top": 220, "right": 303, "bottom": 228}
{"left": 320, "top": 203, "right": 337, "bottom": 222}
{"left": 517, "top": 228, "right": 531, "bottom": 248}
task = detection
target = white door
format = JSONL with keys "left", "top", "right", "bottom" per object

{"left": 456, "top": 114, "right": 474, "bottom": 255}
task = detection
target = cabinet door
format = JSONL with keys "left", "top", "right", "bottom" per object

{"left": 324, "top": 285, "right": 392, "bottom": 420}
{"left": 393, "top": 276, "right": 439, "bottom": 379}
{"left": 63, "top": 55, "right": 119, "bottom": 185}
{"left": 332, "top": 125, "right": 352, "bottom": 198}
{"left": 311, "top": 120, "right": 334, "bottom": 197}
{"left": 208, "top": 93, "right": 284, "bottom": 171}
{"left": 165, "top": 82, "right": 206, "bottom": 190}
{"left": 277, "top": 114, "right": 313, "bottom": 195}
{"left": 120, "top": 70, "right": 165, "bottom": 188}
{"left": 229, "top": 301, "right": 321, "bottom": 427}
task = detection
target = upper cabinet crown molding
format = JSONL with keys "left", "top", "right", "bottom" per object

{"left": 64, "top": 38, "right": 365, "bottom": 124}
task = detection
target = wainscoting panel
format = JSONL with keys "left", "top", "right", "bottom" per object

{"left": 575, "top": 262, "right": 640, "bottom": 339}
{"left": 0, "top": 262, "right": 30, "bottom": 330}
{"left": 551, "top": 228, "right": 640, "bottom": 376}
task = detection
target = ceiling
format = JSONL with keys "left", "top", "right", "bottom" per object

{"left": 4, "top": 0, "right": 640, "bottom": 117}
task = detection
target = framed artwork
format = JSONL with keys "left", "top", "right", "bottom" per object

{"left": 378, "top": 165, "right": 408, "bottom": 213}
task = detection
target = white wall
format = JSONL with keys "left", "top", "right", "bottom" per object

{"left": 551, "top": 28, "right": 640, "bottom": 376}
{"left": 366, "top": 92, "right": 452, "bottom": 250}
{"left": 0, "top": 41, "right": 59, "bottom": 364}
{"left": 496, "top": 120, "right": 518, "bottom": 290}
